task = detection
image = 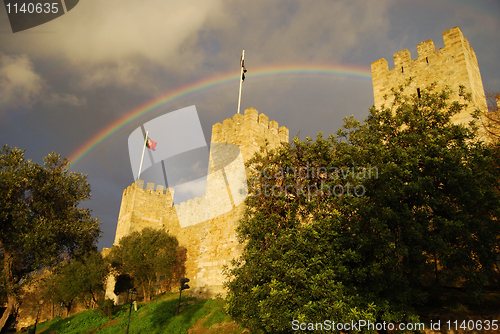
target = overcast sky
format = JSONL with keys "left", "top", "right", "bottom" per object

{"left": 1, "top": 0, "right": 499, "bottom": 250}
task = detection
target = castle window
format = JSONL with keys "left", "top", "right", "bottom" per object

{"left": 401, "top": 66, "right": 404, "bottom": 74}
{"left": 426, "top": 57, "right": 429, "bottom": 65}
{"left": 417, "top": 88, "right": 421, "bottom": 99}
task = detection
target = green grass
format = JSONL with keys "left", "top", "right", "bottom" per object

{"left": 23, "top": 293, "right": 245, "bottom": 334}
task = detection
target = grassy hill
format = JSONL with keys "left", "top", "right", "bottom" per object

{"left": 21, "top": 293, "right": 249, "bottom": 334}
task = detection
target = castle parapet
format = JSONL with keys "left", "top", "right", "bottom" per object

{"left": 114, "top": 180, "right": 176, "bottom": 245}
{"left": 393, "top": 49, "right": 411, "bottom": 71}
{"left": 370, "top": 26, "right": 487, "bottom": 125}
{"left": 417, "top": 39, "right": 435, "bottom": 58}
{"left": 133, "top": 179, "right": 174, "bottom": 197}
{"left": 211, "top": 108, "right": 289, "bottom": 161}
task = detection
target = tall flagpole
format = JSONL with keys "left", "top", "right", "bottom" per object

{"left": 237, "top": 49, "right": 245, "bottom": 114}
{"left": 137, "top": 131, "right": 148, "bottom": 180}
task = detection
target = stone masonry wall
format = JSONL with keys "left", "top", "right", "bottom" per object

{"left": 371, "top": 26, "right": 488, "bottom": 125}
{"left": 109, "top": 108, "right": 289, "bottom": 299}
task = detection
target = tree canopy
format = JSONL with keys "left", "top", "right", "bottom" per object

{"left": 224, "top": 84, "right": 500, "bottom": 333}
{"left": 107, "top": 227, "right": 181, "bottom": 301}
{"left": 0, "top": 146, "right": 101, "bottom": 330}
{"left": 44, "top": 250, "right": 109, "bottom": 315}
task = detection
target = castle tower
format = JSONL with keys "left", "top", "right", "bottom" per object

{"left": 110, "top": 108, "right": 289, "bottom": 298}
{"left": 113, "top": 181, "right": 175, "bottom": 244}
{"left": 371, "top": 27, "right": 488, "bottom": 125}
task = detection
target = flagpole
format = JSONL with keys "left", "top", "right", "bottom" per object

{"left": 237, "top": 49, "right": 245, "bottom": 114}
{"left": 137, "top": 131, "right": 148, "bottom": 181}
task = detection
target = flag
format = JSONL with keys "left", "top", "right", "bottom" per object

{"left": 241, "top": 55, "right": 247, "bottom": 81}
{"left": 146, "top": 137, "right": 157, "bottom": 151}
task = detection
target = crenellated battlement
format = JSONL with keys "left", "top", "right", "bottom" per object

{"left": 113, "top": 180, "right": 175, "bottom": 244}
{"left": 371, "top": 27, "right": 476, "bottom": 76}
{"left": 211, "top": 108, "right": 289, "bottom": 161}
{"left": 371, "top": 26, "right": 487, "bottom": 125}
{"left": 133, "top": 179, "right": 174, "bottom": 196}
{"left": 417, "top": 39, "right": 435, "bottom": 58}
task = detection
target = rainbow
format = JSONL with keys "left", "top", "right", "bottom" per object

{"left": 67, "top": 64, "right": 372, "bottom": 170}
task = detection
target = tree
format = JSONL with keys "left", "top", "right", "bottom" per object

{"left": 224, "top": 137, "right": 387, "bottom": 333}
{"left": 336, "top": 83, "right": 500, "bottom": 300}
{"left": 0, "top": 146, "right": 101, "bottom": 330}
{"left": 44, "top": 250, "right": 109, "bottom": 315}
{"left": 224, "top": 83, "right": 500, "bottom": 332}
{"left": 108, "top": 227, "right": 180, "bottom": 301}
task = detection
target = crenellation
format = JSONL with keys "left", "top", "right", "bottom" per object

{"left": 393, "top": 49, "right": 412, "bottom": 70}
{"left": 233, "top": 112, "right": 244, "bottom": 124}
{"left": 279, "top": 126, "right": 289, "bottom": 143}
{"left": 269, "top": 119, "right": 278, "bottom": 131}
{"left": 146, "top": 182, "right": 154, "bottom": 191}
{"left": 211, "top": 123, "right": 222, "bottom": 143}
{"left": 258, "top": 113, "right": 269, "bottom": 127}
{"left": 417, "top": 39, "right": 435, "bottom": 58}
{"left": 371, "top": 58, "right": 389, "bottom": 77}
{"left": 244, "top": 107, "right": 258, "bottom": 122}
{"left": 443, "top": 26, "right": 465, "bottom": 49}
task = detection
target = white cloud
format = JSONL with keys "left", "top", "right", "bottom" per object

{"left": 78, "top": 60, "right": 141, "bottom": 89}
{"left": 42, "top": 92, "right": 87, "bottom": 107}
{"left": 0, "top": 53, "right": 87, "bottom": 111}
{"left": 0, "top": 53, "right": 43, "bottom": 109}
{"left": 34, "top": 0, "right": 224, "bottom": 65}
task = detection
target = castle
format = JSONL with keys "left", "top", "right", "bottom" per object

{"left": 106, "top": 27, "right": 490, "bottom": 300}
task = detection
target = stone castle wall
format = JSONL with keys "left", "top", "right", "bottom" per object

{"left": 371, "top": 26, "right": 488, "bottom": 125}
{"left": 109, "top": 108, "right": 289, "bottom": 298}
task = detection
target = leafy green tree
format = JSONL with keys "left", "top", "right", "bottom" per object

{"left": 224, "top": 83, "right": 500, "bottom": 332}
{"left": 108, "top": 227, "right": 180, "bottom": 301}
{"left": 336, "top": 83, "right": 500, "bottom": 300}
{"left": 224, "top": 137, "right": 384, "bottom": 333}
{"left": 44, "top": 250, "right": 109, "bottom": 315}
{"left": 0, "top": 146, "right": 101, "bottom": 330}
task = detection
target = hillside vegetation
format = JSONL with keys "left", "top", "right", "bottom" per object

{"left": 21, "top": 294, "right": 248, "bottom": 334}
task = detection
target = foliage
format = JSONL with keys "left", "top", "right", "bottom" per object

{"left": 224, "top": 83, "right": 500, "bottom": 332}
{"left": 30, "top": 295, "right": 237, "bottom": 334}
{"left": 44, "top": 250, "right": 110, "bottom": 314}
{"left": 107, "top": 227, "right": 181, "bottom": 301}
{"left": 0, "top": 146, "right": 101, "bottom": 330}
{"left": 338, "top": 83, "right": 500, "bottom": 300}
{"left": 98, "top": 298, "right": 116, "bottom": 319}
